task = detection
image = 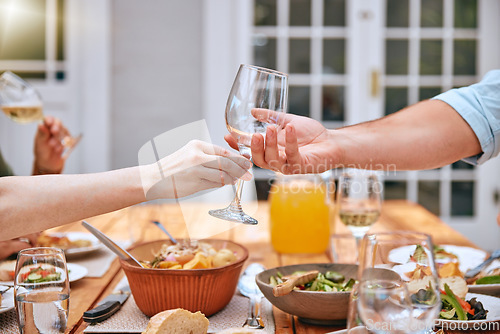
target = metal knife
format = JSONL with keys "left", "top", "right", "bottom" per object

{"left": 83, "top": 286, "right": 131, "bottom": 323}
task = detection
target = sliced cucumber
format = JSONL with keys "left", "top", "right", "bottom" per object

{"left": 27, "top": 273, "right": 42, "bottom": 281}
{"left": 45, "top": 273, "right": 60, "bottom": 281}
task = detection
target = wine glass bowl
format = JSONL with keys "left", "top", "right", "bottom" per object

{"left": 209, "top": 64, "right": 288, "bottom": 224}
{"left": 337, "top": 171, "right": 382, "bottom": 242}
{"left": 0, "top": 71, "right": 82, "bottom": 158}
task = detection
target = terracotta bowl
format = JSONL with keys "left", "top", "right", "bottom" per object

{"left": 120, "top": 239, "right": 248, "bottom": 317}
{"left": 256, "top": 263, "right": 358, "bottom": 325}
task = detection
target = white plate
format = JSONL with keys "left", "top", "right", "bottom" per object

{"left": 0, "top": 287, "right": 14, "bottom": 314}
{"left": 388, "top": 244, "right": 487, "bottom": 274}
{"left": 1, "top": 263, "right": 87, "bottom": 285}
{"left": 435, "top": 293, "right": 500, "bottom": 329}
{"left": 67, "top": 263, "right": 87, "bottom": 283}
{"left": 42, "top": 232, "right": 103, "bottom": 257}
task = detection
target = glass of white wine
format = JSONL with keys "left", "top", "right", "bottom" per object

{"left": 337, "top": 170, "right": 382, "bottom": 246}
{"left": 0, "top": 71, "right": 82, "bottom": 158}
{"left": 209, "top": 64, "right": 288, "bottom": 224}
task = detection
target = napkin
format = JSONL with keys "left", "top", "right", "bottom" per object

{"left": 69, "top": 241, "right": 131, "bottom": 278}
{"left": 84, "top": 278, "right": 275, "bottom": 333}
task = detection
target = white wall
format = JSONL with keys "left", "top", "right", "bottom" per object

{"left": 111, "top": 0, "right": 204, "bottom": 169}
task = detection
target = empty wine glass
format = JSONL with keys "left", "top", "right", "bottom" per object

{"left": 14, "top": 247, "right": 70, "bottom": 334}
{"left": 337, "top": 170, "right": 382, "bottom": 247}
{"left": 0, "top": 71, "right": 82, "bottom": 158}
{"left": 347, "top": 232, "right": 441, "bottom": 334}
{"left": 209, "top": 64, "right": 288, "bottom": 224}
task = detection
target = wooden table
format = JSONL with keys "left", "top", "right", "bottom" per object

{"left": 46, "top": 200, "right": 496, "bottom": 334}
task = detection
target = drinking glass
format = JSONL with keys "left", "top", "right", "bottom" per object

{"left": 14, "top": 247, "right": 70, "bottom": 334}
{"left": 209, "top": 64, "right": 288, "bottom": 224}
{"left": 337, "top": 170, "right": 382, "bottom": 246}
{"left": 347, "top": 232, "right": 441, "bottom": 334}
{"left": 0, "top": 71, "right": 82, "bottom": 158}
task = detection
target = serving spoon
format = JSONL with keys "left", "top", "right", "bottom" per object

{"left": 238, "top": 263, "right": 266, "bottom": 329}
{"left": 82, "top": 221, "right": 145, "bottom": 268}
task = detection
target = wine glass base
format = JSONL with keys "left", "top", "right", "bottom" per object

{"left": 209, "top": 208, "right": 258, "bottom": 225}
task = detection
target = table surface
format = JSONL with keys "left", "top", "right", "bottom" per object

{"left": 45, "top": 200, "right": 496, "bottom": 334}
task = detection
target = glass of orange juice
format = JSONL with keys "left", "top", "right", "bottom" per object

{"left": 269, "top": 174, "right": 331, "bottom": 253}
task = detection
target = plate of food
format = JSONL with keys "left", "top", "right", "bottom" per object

{"left": 37, "top": 232, "right": 103, "bottom": 257}
{"left": 255, "top": 263, "right": 361, "bottom": 325}
{"left": 388, "top": 244, "right": 487, "bottom": 274}
{"left": 0, "top": 286, "right": 14, "bottom": 314}
{"left": 390, "top": 244, "right": 500, "bottom": 297}
{"left": 0, "top": 262, "right": 87, "bottom": 284}
{"left": 467, "top": 259, "right": 500, "bottom": 297}
{"left": 435, "top": 291, "right": 500, "bottom": 329}
{"left": 67, "top": 263, "right": 88, "bottom": 283}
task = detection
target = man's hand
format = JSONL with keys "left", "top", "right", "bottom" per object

{"left": 33, "top": 116, "right": 66, "bottom": 175}
{"left": 225, "top": 109, "right": 342, "bottom": 174}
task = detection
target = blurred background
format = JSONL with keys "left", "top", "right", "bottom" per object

{"left": 0, "top": 0, "right": 499, "bottom": 248}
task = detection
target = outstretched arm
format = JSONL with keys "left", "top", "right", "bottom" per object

{"left": 0, "top": 140, "right": 251, "bottom": 240}
{"left": 225, "top": 99, "right": 481, "bottom": 173}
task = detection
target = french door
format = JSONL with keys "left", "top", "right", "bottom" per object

{"left": 243, "top": 0, "right": 500, "bottom": 249}
{"left": 0, "top": 0, "right": 110, "bottom": 175}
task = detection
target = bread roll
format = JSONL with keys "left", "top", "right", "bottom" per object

{"left": 142, "top": 308, "right": 209, "bottom": 334}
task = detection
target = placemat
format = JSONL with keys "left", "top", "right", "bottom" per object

{"left": 84, "top": 278, "right": 275, "bottom": 333}
{"left": 69, "top": 241, "right": 131, "bottom": 278}
{"left": 0, "top": 309, "right": 19, "bottom": 334}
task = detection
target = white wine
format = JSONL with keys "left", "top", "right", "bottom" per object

{"left": 2, "top": 105, "right": 43, "bottom": 124}
{"left": 339, "top": 209, "right": 380, "bottom": 227}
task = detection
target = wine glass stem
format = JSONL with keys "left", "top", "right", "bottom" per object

{"left": 354, "top": 235, "right": 362, "bottom": 263}
{"left": 228, "top": 179, "right": 245, "bottom": 211}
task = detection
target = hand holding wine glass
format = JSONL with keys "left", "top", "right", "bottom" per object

{"left": 210, "top": 64, "right": 288, "bottom": 225}
{"left": 0, "top": 71, "right": 82, "bottom": 160}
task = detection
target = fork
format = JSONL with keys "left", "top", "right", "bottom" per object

{"left": 464, "top": 249, "right": 500, "bottom": 279}
{"left": 151, "top": 221, "right": 178, "bottom": 244}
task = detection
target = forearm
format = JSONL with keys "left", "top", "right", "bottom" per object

{"left": 333, "top": 99, "right": 482, "bottom": 170}
{"left": 0, "top": 167, "right": 146, "bottom": 240}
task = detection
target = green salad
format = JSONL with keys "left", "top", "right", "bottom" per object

{"left": 269, "top": 270, "right": 356, "bottom": 292}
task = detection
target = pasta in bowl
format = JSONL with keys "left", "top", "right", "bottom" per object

{"left": 120, "top": 239, "right": 248, "bottom": 317}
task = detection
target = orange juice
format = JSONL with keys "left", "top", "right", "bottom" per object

{"left": 269, "top": 175, "right": 330, "bottom": 253}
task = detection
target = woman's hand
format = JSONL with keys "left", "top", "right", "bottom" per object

{"left": 0, "top": 233, "right": 39, "bottom": 260}
{"left": 225, "top": 109, "right": 342, "bottom": 174}
{"left": 33, "top": 116, "right": 67, "bottom": 175}
{"left": 142, "top": 140, "right": 253, "bottom": 200}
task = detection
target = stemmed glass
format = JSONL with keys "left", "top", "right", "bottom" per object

{"left": 347, "top": 232, "right": 441, "bottom": 334}
{"left": 0, "top": 71, "right": 82, "bottom": 158}
{"left": 14, "top": 247, "right": 70, "bottom": 334}
{"left": 337, "top": 170, "right": 382, "bottom": 246}
{"left": 209, "top": 64, "right": 288, "bottom": 224}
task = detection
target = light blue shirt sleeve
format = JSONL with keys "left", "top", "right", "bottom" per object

{"left": 433, "top": 69, "right": 500, "bottom": 165}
